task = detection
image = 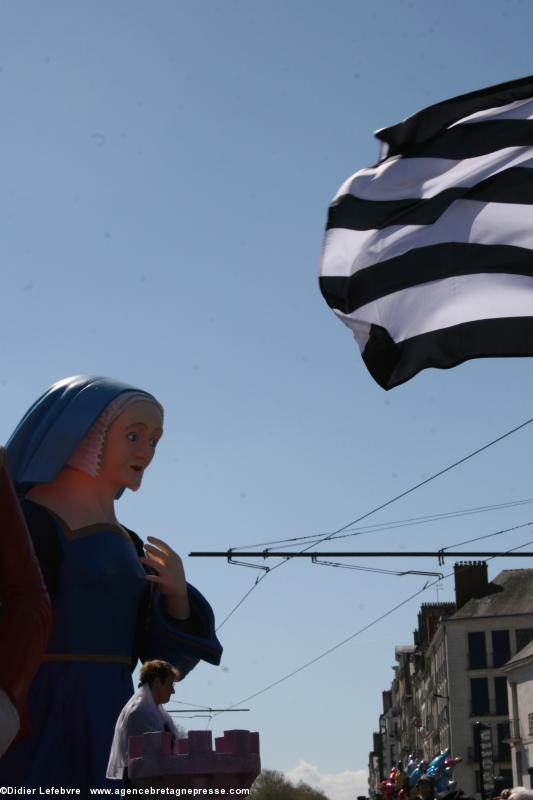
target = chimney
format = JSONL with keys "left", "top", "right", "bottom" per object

{"left": 454, "top": 561, "right": 488, "bottom": 609}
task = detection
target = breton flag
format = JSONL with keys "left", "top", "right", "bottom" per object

{"left": 319, "top": 75, "right": 533, "bottom": 390}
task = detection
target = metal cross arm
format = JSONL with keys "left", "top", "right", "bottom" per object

{"left": 189, "top": 550, "right": 533, "bottom": 558}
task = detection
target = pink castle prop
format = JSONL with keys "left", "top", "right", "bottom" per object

{"left": 128, "top": 729, "right": 260, "bottom": 790}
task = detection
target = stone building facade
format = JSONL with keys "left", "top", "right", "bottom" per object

{"left": 369, "top": 565, "right": 533, "bottom": 799}
{"left": 502, "top": 638, "right": 533, "bottom": 787}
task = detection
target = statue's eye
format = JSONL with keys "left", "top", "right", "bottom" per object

{"left": 149, "top": 437, "right": 159, "bottom": 448}
{"left": 126, "top": 432, "right": 139, "bottom": 443}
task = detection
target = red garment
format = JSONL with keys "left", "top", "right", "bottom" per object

{"left": 0, "top": 450, "right": 52, "bottom": 738}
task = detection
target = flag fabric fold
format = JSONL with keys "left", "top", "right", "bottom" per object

{"left": 319, "top": 75, "right": 533, "bottom": 389}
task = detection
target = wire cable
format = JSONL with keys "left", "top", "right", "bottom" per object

{"left": 223, "top": 575, "right": 444, "bottom": 709}
{"left": 216, "top": 572, "right": 270, "bottom": 631}
{"left": 231, "top": 498, "right": 533, "bottom": 551}
{"left": 295, "top": 415, "right": 533, "bottom": 546}
{"left": 439, "top": 519, "right": 533, "bottom": 554}
{"left": 312, "top": 559, "right": 443, "bottom": 577}
{"left": 167, "top": 698, "right": 213, "bottom": 711}
{"left": 218, "top": 537, "right": 533, "bottom": 712}
{"left": 217, "top": 415, "right": 533, "bottom": 631}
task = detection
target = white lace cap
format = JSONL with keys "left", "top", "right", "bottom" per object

{"left": 67, "top": 392, "right": 164, "bottom": 477}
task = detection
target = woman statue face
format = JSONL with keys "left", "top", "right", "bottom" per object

{"left": 99, "top": 401, "right": 164, "bottom": 492}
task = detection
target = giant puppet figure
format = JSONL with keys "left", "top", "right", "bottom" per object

{"left": 0, "top": 448, "right": 52, "bottom": 756}
{"left": 0, "top": 376, "right": 222, "bottom": 793}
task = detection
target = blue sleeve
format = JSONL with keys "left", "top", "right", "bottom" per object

{"left": 125, "top": 526, "right": 222, "bottom": 678}
{"left": 136, "top": 583, "right": 222, "bottom": 679}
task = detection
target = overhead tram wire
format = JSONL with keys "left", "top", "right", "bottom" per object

{"left": 215, "top": 558, "right": 438, "bottom": 631}
{"left": 216, "top": 537, "right": 533, "bottom": 714}
{"left": 167, "top": 707, "right": 250, "bottom": 714}
{"left": 214, "top": 414, "right": 533, "bottom": 631}
{"left": 202, "top": 549, "right": 533, "bottom": 559}
{"left": 221, "top": 579, "right": 441, "bottom": 710}
{"left": 310, "top": 560, "right": 444, "bottom": 578}
{"left": 216, "top": 562, "right": 446, "bottom": 630}
{"left": 214, "top": 505, "right": 533, "bottom": 593}
{"left": 166, "top": 700, "right": 249, "bottom": 722}
{"left": 309, "top": 518, "right": 533, "bottom": 571}
{"left": 437, "top": 519, "right": 533, "bottom": 563}
{"left": 166, "top": 698, "right": 214, "bottom": 711}
{"left": 260, "top": 414, "right": 533, "bottom": 547}
{"left": 216, "top": 578, "right": 269, "bottom": 630}
{"left": 230, "top": 498, "right": 533, "bottom": 551}
{"left": 202, "top": 518, "right": 533, "bottom": 561}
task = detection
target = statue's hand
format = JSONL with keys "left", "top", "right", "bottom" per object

{"left": 140, "top": 536, "right": 190, "bottom": 620}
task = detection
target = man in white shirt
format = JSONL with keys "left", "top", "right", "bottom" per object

{"left": 107, "top": 659, "right": 181, "bottom": 784}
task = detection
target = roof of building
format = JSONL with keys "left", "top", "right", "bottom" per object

{"left": 451, "top": 569, "right": 533, "bottom": 620}
{"left": 503, "top": 638, "right": 533, "bottom": 669}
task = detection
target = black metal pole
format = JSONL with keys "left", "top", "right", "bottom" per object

{"left": 189, "top": 550, "right": 533, "bottom": 558}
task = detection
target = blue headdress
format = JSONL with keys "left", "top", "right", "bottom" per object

{"left": 7, "top": 375, "right": 161, "bottom": 492}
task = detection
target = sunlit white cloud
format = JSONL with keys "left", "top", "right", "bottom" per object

{"left": 285, "top": 760, "right": 368, "bottom": 800}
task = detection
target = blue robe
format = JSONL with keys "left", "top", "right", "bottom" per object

{"left": 0, "top": 499, "right": 222, "bottom": 794}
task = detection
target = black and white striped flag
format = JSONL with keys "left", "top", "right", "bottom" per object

{"left": 320, "top": 75, "right": 533, "bottom": 390}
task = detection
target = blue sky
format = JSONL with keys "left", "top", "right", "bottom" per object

{"left": 2, "top": 2, "right": 533, "bottom": 798}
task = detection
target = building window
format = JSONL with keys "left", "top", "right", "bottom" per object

{"left": 499, "top": 769, "right": 513, "bottom": 789}
{"left": 471, "top": 678, "right": 490, "bottom": 715}
{"left": 473, "top": 725, "right": 481, "bottom": 760}
{"left": 494, "top": 677, "right": 509, "bottom": 715}
{"left": 515, "top": 628, "right": 533, "bottom": 653}
{"left": 468, "top": 632, "right": 487, "bottom": 669}
{"left": 497, "top": 722, "right": 511, "bottom": 761}
{"left": 492, "top": 630, "right": 511, "bottom": 667}
{"left": 529, "top": 713, "right": 533, "bottom": 736}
